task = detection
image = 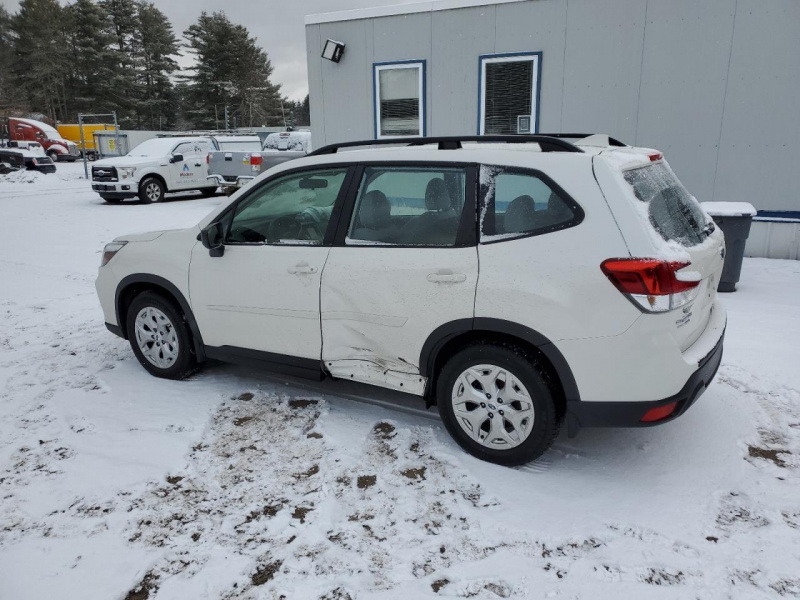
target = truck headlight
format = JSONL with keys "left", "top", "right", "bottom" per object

{"left": 101, "top": 242, "right": 127, "bottom": 267}
{"left": 119, "top": 167, "right": 136, "bottom": 179}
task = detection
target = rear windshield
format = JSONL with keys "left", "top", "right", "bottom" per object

{"left": 623, "top": 162, "right": 709, "bottom": 246}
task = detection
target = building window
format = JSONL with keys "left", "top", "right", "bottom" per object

{"left": 479, "top": 52, "right": 541, "bottom": 135}
{"left": 374, "top": 61, "right": 425, "bottom": 138}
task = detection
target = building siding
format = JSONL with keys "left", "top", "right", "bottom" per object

{"left": 307, "top": 0, "right": 800, "bottom": 212}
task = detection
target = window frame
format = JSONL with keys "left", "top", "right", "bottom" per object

{"left": 477, "top": 52, "right": 542, "bottom": 136}
{"left": 373, "top": 60, "right": 427, "bottom": 139}
{"left": 213, "top": 164, "right": 357, "bottom": 247}
{"left": 479, "top": 165, "right": 585, "bottom": 244}
{"left": 333, "top": 162, "right": 478, "bottom": 249}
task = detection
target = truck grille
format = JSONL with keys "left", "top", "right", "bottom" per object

{"left": 92, "top": 166, "right": 118, "bottom": 182}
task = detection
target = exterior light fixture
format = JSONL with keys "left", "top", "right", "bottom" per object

{"left": 322, "top": 39, "right": 345, "bottom": 63}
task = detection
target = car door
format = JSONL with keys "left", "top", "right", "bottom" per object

{"left": 189, "top": 165, "right": 354, "bottom": 372}
{"left": 168, "top": 141, "right": 206, "bottom": 189}
{"left": 320, "top": 164, "right": 479, "bottom": 395}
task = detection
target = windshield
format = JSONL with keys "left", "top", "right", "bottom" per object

{"left": 127, "top": 138, "right": 182, "bottom": 157}
{"left": 623, "top": 162, "right": 710, "bottom": 246}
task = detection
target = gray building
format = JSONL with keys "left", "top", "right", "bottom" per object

{"left": 305, "top": 0, "right": 800, "bottom": 258}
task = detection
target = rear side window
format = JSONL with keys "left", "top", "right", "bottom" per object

{"left": 623, "top": 163, "right": 709, "bottom": 246}
{"left": 346, "top": 166, "right": 467, "bottom": 247}
{"left": 480, "top": 166, "right": 582, "bottom": 241}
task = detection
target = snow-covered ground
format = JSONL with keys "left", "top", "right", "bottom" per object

{"left": 1, "top": 162, "right": 799, "bottom": 599}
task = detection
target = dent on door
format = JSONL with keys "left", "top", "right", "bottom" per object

{"left": 322, "top": 283, "right": 427, "bottom": 395}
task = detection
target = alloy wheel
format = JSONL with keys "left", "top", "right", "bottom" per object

{"left": 451, "top": 364, "right": 535, "bottom": 449}
{"left": 145, "top": 182, "right": 162, "bottom": 202}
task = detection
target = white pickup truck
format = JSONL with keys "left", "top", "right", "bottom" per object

{"left": 91, "top": 136, "right": 220, "bottom": 204}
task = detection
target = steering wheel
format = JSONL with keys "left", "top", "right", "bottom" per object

{"left": 268, "top": 214, "right": 303, "bottom": 241}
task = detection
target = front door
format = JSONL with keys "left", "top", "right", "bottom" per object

{"left": 321, "top": 164, "right": 478, "bottom": 395}
{"left": 169, "top": 140, "right": 213, "bottom": 189}
{"left": 189, "top": 166, "right": 352, "bottom": 366}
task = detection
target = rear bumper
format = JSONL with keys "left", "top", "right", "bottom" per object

{"left": 566, "top": 327, "right": 724, "bottom": 435}
{"left": 207, "top": 174, "right": 255, "bottom": 189}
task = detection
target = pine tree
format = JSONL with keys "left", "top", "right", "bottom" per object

{"left": 0, "top": 6, "right": 25, "bottom": 113}
{"left": 98, "top": 0, "right": 139, "bottom": 124}
{"left": 132, "top": 1, "right": 179, "bottom": 130}
{"left": 65, "top": 0, "right": 122, "bottom": 117}
{"left": 11, "top": 0, "right": 72, "bottom": 122}
{"left": 182, "top": 12, "right": 283, "bottom": 129}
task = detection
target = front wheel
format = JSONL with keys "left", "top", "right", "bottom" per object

{"left": 47, "top": 150, "right": 60, "bottom": 162}
{"left": 436, "top": 344, "right": 560, "bottom": 466}
{"left": 139, "top": 177, "right": 165, "bottom": 203}
{"left": 126, "top": 291, "right": 198, "bottom": 380}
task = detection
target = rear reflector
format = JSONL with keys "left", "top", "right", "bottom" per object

{"left": 640, "top": 402, "right": 678, "bottom": 423}
{"left": 601, "top": 258, "right": 701, "bottom": 312}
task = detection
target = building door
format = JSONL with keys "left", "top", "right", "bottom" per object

{"left": 479, "top": 52, "right": 541, "bottom": 135}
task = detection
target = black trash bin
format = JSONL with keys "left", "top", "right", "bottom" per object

{"left": 702, "top": 202, "right": 756, "bottom": 293}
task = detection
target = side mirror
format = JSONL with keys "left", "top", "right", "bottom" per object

{"left": 200, "top": 222, "right": 225, "bottom": 257}
{"left": 170, "top": 153, "right": 184, "bottom": 164}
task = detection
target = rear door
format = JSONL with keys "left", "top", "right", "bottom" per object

{"left": 320, "top": 163, "right": 478, "bottom": 395}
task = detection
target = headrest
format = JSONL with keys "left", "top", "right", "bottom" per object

{"left": 503, "top": 195, "right": 536, "bottom": 233}
{"left": 425, "top": 178, "right": 450, "bottom": 211}
{"left": 359, "top": 190, "right": 391, "bottom": 228}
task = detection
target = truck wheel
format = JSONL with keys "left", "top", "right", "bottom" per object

{"left": 126, "top": 291, "right": 198, "bottom": 380}
{"left": 100, "top": 195, "right": 123, "bottom": 204}
{"left": 436, "top": 343, "right": 560, "bottom": 466}
{"left": 47, "top": 150, "right": 60, "bottom": 162}
{"left": 200, "top": 186, "right": 218, "bottom": 197}
{"left": 139, "top": 177, "right": 165, "bottom": 203}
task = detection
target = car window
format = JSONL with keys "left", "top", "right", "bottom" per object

{"left": 480, "top": 166, "right": 579, "bottom": 240}
{"left": 227, "top": 168, "right": 348, "bottom": 245}
{"left": 346, "top": 166, "right": 466, "bottom": 246}
{"left": 173, "top": 141, "right": 209, "bottom": 158}
{"left": 622, "top": 162, "right": 709, "bottom": 246}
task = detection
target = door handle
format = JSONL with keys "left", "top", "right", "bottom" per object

{"left": 427, "top": 269, "right": 467, "bottom": 283}
{"left": 288, "top": 262, "right": 318, "bottom": 275}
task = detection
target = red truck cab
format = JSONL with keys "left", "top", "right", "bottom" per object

{"left": 6, "top": 117, "right": 79, "bottom": 162}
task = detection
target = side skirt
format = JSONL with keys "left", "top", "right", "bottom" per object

{"left": 204, "top": 346, "right": 324, "bottom": 381}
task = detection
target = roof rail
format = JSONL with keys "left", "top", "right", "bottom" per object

{"left": 307, "top": 135, "right": 588, "bottom": 156}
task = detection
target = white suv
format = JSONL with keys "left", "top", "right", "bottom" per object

{"left": 95, "top": 134, "right": 727, "bottom": 465}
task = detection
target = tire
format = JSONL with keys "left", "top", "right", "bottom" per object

{"left": 47, "top": 150, "right": 60, "bottom": 162}
{"left": 200, "top": 186, "right": 218, "bottom": 197}
{"left": 100, "top": 194, "right": 123, "bottom": 203}
{"left": 126, "top": 291, "right": 198, "bottom": 380}
{"left": 139, "top": 177, "right": 165, "bottom": 203}
{"left": 436, "top": 343, "right": 560, "bottom": 466}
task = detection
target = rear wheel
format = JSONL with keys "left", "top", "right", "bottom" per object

{"left": 139, "top": 177, "right": 165, "bottom": 203}
{"left": 126, "top": 291, "right": 197, "bottom": 380}
{"left": 100, "top": 194, "right": 123, "bottom": 204}
{"left": 436, "top": 344, "right": 560, "bottom": 466}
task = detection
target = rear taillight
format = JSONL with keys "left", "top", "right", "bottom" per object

{"left": 601, "top": 258, "right": 700, "bottom": 312}
{"left": 206, "top": 153, "right": 210, "bottom": 164}
{"left": 649, "top": 152, "right": 663, "bottom": 162}
{"left": 250, "top": 153, "right": 263, "bottom": 167}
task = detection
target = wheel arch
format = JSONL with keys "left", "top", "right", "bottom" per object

{"left": 138, "top": 172, "right": 169, "bottom": 193}
{"left": 419, "top": 318, "right": 580, "bottom": 413}
{"left": 115, "top": 274, "right": 205, "bottom": 361}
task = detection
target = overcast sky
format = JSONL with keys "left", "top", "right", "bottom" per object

{"left": 0, "top": 0, "right": 423, "bottom": 100}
